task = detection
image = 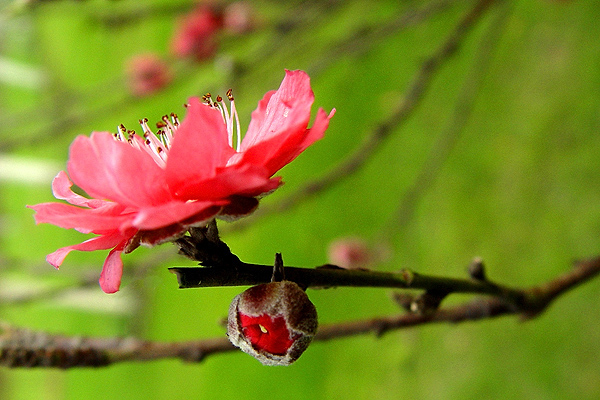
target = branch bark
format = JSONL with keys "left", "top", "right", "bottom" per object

{"left": 2, "top": 256, "right": 598, "bottom": 368}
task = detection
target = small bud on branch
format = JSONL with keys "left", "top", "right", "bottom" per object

{"left": 227, "top": 281, "right": 318, "bottom": 366}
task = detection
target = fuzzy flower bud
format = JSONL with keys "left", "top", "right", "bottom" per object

{"left": 227, "top": 281, "right": 318, "bottom": 366}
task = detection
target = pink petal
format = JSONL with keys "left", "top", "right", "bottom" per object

{"left": 67, "top": 132, "right": 170, "bottom": 208}
{"left": 240, "top": 70, "right": 314, "bottom": 151}
{"left": 46, "top": 231, "right": 131, "bottom": 269}
{"left": 296, "top": 108, "right": 336, "bottom": 155}
{"left": 171, "top": 163, "right": 279, "bottom": 201}
{"left": 98, "top": 243, "right": 127, "bottom": 294}
{"left": 165, "top": 97, "right": 236, "bottom": 195}
{"left": 29, "top": 202, "right": 132, "bottom": 234}
{"left": 132, "top": 199, "right": 224, "bottom": 230}
{"left": 239, "top": 107, "right": 335, "bottom": 176}
{"left": 244, "top": 89, "right": 276, "bottom": 141}
{"left": 51, "top": 171, "right": 108, "bottom": 209}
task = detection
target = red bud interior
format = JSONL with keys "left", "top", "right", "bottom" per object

{"left": 239, "top": 313, "right": 298, "bottom": 355}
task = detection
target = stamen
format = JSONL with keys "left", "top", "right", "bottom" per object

{"left": 115, "top": 124, "right": 127, "bottom": 141}
{"left": 171, "top": 113, "right": 180, "bottom": 126}
{"left": 230, "top": 94, "right": 242, "bottom": 150}
{"left": 217, "top": 96, "right": 233, "bottom": 147}
{"left": 114, "top": 113, "right": 181, "bottom": 169}
{"left": 160, "top": 114, "right": 177, "bottom": 147}
{"left": 207, "top": 88, "right": 243, "bottom": 150}
{"left": 111, "top": 88, "right": 243, "bottom": 171}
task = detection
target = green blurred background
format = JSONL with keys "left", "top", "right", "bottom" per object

{"left": 1, "top": 0, "right": 600, "bottom": 398}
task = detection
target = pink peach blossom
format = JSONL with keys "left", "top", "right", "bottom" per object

{"left": 29, "top": 70, "right": 335, "bottom": 293}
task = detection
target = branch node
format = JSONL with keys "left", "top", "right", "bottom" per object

{"left": 391, "top": 292, "right": 415, "bottom": 312}
{"left": 372, "top": 320, "right": 391, "bottom": 338}
{"left": 410, "top": 290, "right": 450, "bottom": 315}
{"left": 400, "top": 269, "right": 414, "bottom": 286}
{"left": 181, "top": 346, "right": 206, "bottom": 363}
{"left": 175, "top": 220, "right": 240, "bottom": 269}
{"left": 468, "top": 257, "right": 487, "bottom": 281}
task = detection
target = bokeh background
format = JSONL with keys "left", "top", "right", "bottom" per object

{"left": 1, "top": 0, "right": 600, "bottom": 399}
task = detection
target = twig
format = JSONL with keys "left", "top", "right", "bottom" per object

{"left": 171, "top": 222, "right": 524, "bottom": 306}
{"left": 381, "top": 0, "right": 511, "bottom": 237}
{"left": 169, "top": 263, "right": 526, "bottom": 306}
{"left": 224, "top": 0, "right": 500, "bottom": 234}
{"left": 2, "top": 255, "right": 598, "bottom": 368}
{"left": 307, "top": 0, "right": 459, "bottom": 78}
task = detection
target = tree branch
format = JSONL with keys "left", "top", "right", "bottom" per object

{"left": 171, "top": 223, "right": 525, "bottom": 307}
{"left": 169, "top": 263, "right": 526, "bottom": 306}
{"left": 2, "top": 256, "right": 598, "bottom": 368}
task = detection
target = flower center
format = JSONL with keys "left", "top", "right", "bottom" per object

{"left": 114, "top": 113, "right": 180, "bottom": 169}
{"left": 113, "top": 90, "right": 241, "bottom": 169}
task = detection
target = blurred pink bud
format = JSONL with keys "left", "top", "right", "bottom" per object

{"left": 126, "top": 54, "right": 171, "bottom": 97}
{"left": 171, "top": 5, "right": 223, "bottom": 61}
{"left": 328, "top": 237, "right": 380, "bottom": 269}
{"left": 223, "top": 2, "right": 254, "bottom": 34}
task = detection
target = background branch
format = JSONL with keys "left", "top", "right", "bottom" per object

{"left": 224, "top": 0, "right": 499, "bottom": 234}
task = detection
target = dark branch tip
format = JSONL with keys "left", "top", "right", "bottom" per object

{"left": 272, "top": 253, "right": 285, "bottom": 282}
{"left": 468, "top": 257, "right": 487, "bottom": 281}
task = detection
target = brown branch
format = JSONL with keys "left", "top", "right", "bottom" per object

{"left": 224, "top": 0, "right": 500, "bottom": 234}
{"left": 307, "top": 0, "right": 459, "bottom": 78}
{"left": 2, "top": 255, "right": 598, "bottom": 369}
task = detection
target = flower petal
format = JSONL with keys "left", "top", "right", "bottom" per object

{"left": 46, "top": 231, "right": 132, "bottom": 269}
{"left": 171, "top": 163, "right": 280, "bottom": 201}
{"left": 165, "top": 97, "right": 236, "bottom": 195}
{"left": 98, "top": 243, "right": 127, "bottom": 294}
{"left": 67, "top": 132, "right": 170, "bottom": 207}
{"left": 240, "top": 70, "right": 314, "bottom": 152}
{"left": 244, "top": 107, "right": 335, "bottom": 176}
{"left": 244, "top": 89, "right": 276, "bottom": 141}
{"left": 132, "top": 199, "right": 224, "bottom": 230}
{"left": 29, "top": 202, "right": 132, "bottom": 233}
{"left": 52, "top": 171, "right": 108, "bottom": 209}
